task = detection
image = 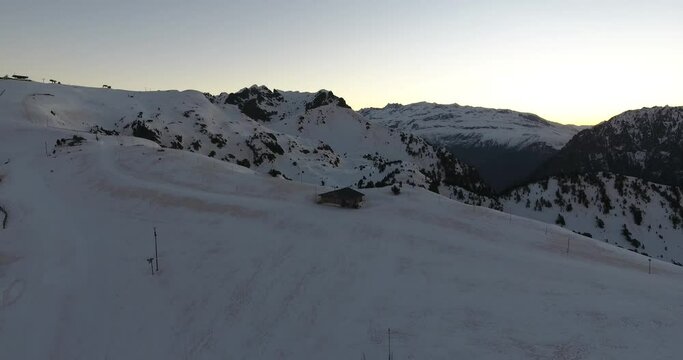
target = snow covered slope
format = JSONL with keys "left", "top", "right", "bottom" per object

{"left": 502, "top": 173, "right": 683, "bottom": 265}
{"left": 360, "top": 103, "right": 585, "bottom": 191}
{"left": 533, "top": 106, "right": 683, "bottom": 187}
{"left": 2, "top": 102, "right": 683, "bottom": 359}
{"left": 0, "top": 80, "right": 496, "bottom": 206}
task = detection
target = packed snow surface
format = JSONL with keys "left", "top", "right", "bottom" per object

{"left": 1, "top": 81, "right": 683, "bottom": 359}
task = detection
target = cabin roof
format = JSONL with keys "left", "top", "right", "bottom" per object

{"left": 319, "top": 187, "right": 365, "bottom": 198}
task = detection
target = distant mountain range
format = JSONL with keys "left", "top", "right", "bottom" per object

{"left": 532, "top": 106, "right": 683, "bottom": 187}
{"left": 360, "top": 103, "right": 584, "bottom": 191}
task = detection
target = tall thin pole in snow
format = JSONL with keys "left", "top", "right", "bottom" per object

{"left": 154, "top": 227, "right": 159, "bottom": 272}
{"left": 387, "top": 328, "right": 391, "bottom": 360}
{"left": 648, "top": 258, "right": 652, "bottom": 274}
{"left": 147, "top": 257, "right": 154, "bottom": 275}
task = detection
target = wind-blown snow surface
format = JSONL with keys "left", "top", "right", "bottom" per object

{"left": 2, "top": 92, "right": 683, "bottom": 359}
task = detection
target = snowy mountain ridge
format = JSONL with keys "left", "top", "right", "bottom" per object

{"left": 600, "top": 106, "right": 682, "bottom": 139}
{"left": 532, "top": 106, "right": 683, "bottom": 187}
{"left": 360, "top": 102, "right": 585, "bottom": 191}
{"left": 211, "top": 85, "right": 352, "bottom": 122}
{"left": 360, "top": 102, "right": 583, "bottom": 150}
{"left": 0, "top": 80, "right": 496, "bottom": 206}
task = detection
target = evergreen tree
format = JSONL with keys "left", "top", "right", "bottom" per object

{"left": 595, "top": 216, "right": 605, "bottom": 229}
{"left": 555, "top": 213, "right": 566, "bottom": 226}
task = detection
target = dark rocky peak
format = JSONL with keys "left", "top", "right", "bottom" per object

{"left": 224, "top": 85, "right": 284, "bottom": 107}
{"left": 531, "top": 106, "right": 683, "bottom": 187}
{"left": 202, "top": 92, "right": 216, "bottom": 104}
{"left": 221, "top": 85, "right": 285, "bottom": 121}
{"left": 305, "top": 90, "right": 351, "bottom": 111}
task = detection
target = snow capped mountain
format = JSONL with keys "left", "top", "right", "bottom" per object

{"left": 533, "top": 106, "right": 683, "bottom": 187}
{"left": 214, "top": 85, "right": 351, "bottom": 122}
{"left": 0, "top": 80, "right": 496, "bottom": 206}
{"left": 360, "top": 102, "right": 584, "bottom": 191}
{"left": 2, "top": 84, "right": 683, "bottom": 358}
{"left": 360, "top": 102, "right": 580, "bottom": 150}
{"left": 502, "top": 172, "right": 683, "bottom": 265}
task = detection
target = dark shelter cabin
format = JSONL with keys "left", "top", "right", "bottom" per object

{"left": 318, "top": 187, "right": 365, "bottom": 208}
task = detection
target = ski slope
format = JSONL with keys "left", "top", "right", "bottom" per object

{"left": 1, "top": 84, "right": 683, "bottom": 359}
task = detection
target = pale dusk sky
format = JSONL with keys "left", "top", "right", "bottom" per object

{"left": 2, "top": 0, "right": 682, "bottom": 124}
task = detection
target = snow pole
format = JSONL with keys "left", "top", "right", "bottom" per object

{"left": 154, "top": 227, "right": 159, "bottom": 272}
{"left": 648, "top": 258, "right": 651, "bottom": 274}
{"left": 388, "top": 328, "right": 391, "bottom": 360}
{"left": 147, "top": 257, "right": 155, "bottom": 275}
{"left": 0, "top": 205, "right": 8, "bottom": 229}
